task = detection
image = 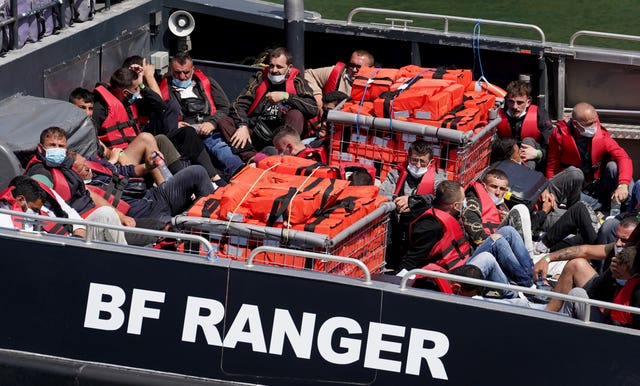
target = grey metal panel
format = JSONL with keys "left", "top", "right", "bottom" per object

{"left": 43, "top": 47, "right": 100, "bottom": 100}
{"left": 101, "top": 25, "right": 150, "bottom": 84}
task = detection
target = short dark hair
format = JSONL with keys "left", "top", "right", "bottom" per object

{"left": 269, "top": 47, "right": 293, "bottom": 65}
{"left": 408, "top": 140, "right": 433, "bottom": 158}
{"left": 272, "top": 125, "right": 300, "bottom": 144}
{"left": 68, "top": 87, "right": 94, "bottom": 104}
{"left": 39, "top": 127, "right": 67, "bottom": 145}
{"left": 109, "top": 68, "right": 137, "bottom": 89}
{"left": 348, "top": 167, "right": 374, "bottom": 186}
{"left": 619, "top": 214, "right": 639, "bottom": 230}
{"left": 172, "top": 51, "right": 192, "bottom": 66}
{"left": 122, "top": 55, "right": 144, "bottom": 68}
{"left": 9, "top": 175, "right": 46, "bottom": 204}
{"left": 491, "top": 138, "right": 518, "bottom": 164}
{"left": 448, "top": 265, "right": 485, "bottom": 293}
{"left": 434, "top": 180, "right": 463, "bottom": 207}
{"left": 483, "top": 169, "right": 509, "bottom": 183}
{"left": 505, "top": 80, "right": 531, "bottom": 98}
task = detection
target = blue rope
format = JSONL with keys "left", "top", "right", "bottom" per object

{"left": 472, "top": 19, "right": 485, "bottom": 81}
{"left": 355, "top": 67, "right": 381, "bottom": 136}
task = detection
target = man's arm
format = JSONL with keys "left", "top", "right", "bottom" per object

{"left": 545, "top": 126, "right": 562, "bottom": 179}
{"left": 461, "top": 195, "right": 488, "bottom": 247}
{"left": 602, "top": 130, "right": 633, "bottom": 186}
{"left": 533, "top": 243, "right": 610, "bottom": 280}
{"left": 87, "top": 190, "right": 136, "bottom": 227}
{"left": 207, "top": 77, "right": 231, "bottom": 125}
{"left": 49, "top": 188, "right": 86, "bottom": 237}
{"left": 304, "top": 66, "right": 334, "bottom": 111}
{"left": 398, "top": 216, "right": 442, "bottom": 271}
{"left": 286, "top": 75, "right": 319, "bottom": 120}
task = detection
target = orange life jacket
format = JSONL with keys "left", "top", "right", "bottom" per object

{"left": 256, "top": 155, "right": 338, "bottom": 179}
{"left": 467, "top": 181, "right": 502, "bottom": 235}
{"left": 393, "top": 162, "right": 436, "bottom": 196}
{"left": 0, "top": 185, "right": 71, "bottom": 235}
{"left": 497, "top": 105, "right": 540, "bottom": 141}
{"left": 158, "top": 69, "right": 217, "bottom": 116}
{"left": 409, "top": 207, "right": 471, "bottom": 272}
{"left": 610, "top": 276, "right": 640, "bottom": 327}
{"left": 248, "top": 67, "right": 300, "bottom": 116}
{"left": 296, "top": 146, "right": 327, "bottom": 164}
{"left": 94, "top": 85, "right": 139, "bottom": 149}
{"left": 351, "top": 67, "right": 398, "bottom": 102}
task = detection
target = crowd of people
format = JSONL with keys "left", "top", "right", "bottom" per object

{"left": 0, "top": 46, "right": 639, "bottom": 330}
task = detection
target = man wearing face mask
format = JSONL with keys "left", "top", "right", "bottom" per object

{"left": 496, "top": 80, "right": 554, "bottom": 171}
{"left": 547, "top": 102, "right": 633, "bottom": 212}
{"left": 24, "top": 127, "right": 130, "bottom": 244}
{"left": 218, "top": 47, "right": 318, "bottom": 162}
{"left": 381, "top": 141, "right": 447, "bottom": 270}
{"left": 157, "top": 51, "right": 243, "bottom": 182}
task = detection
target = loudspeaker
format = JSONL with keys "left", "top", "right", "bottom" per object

{"left": 168, "top": 10, "right": 194, "bottom": 37}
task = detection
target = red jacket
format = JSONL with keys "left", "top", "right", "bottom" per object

{"left": 546, "top": 120, "right": 632, "bottom": 185}
{"left": 94, "top": 85, "right": 139, "bottom": 150}
{"left": 323, "top": 62, "right": 347, "bottom": 94}
{"left": 393, "top": 162, "right": 436, "bottom": 196}
{"left": 610, "top": 276, "right": 640, "bottom": 327}
{"left": 409, "top": 207, "right": 471, "bottom": 272}
{"left": 497, "top": 105, "right": 540, "bottom": 141}
{"left": 467, "top": 181, "right": 502, "bottom": 235}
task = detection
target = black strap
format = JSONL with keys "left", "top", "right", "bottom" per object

{"left": 304, "top": 197, "right": 357, "bottom": 232}
{"left": 201, "top": 198, "right": 221, "bottom": 218}
{"left": 432, "top": 67, "right": 447, "bottom": 79}
{"left": 267, "top": 187, "right": 297, "bottom": 227}
{"left": 296, "top": 162, "right": 324, "bottom": 176}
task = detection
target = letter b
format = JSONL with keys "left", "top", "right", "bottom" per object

{"left": 84, "top": 283, "right": 126, "bottom": 331}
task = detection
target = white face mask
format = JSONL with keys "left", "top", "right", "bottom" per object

{"left": 580, "top": 125, "right": 597, "bottom": 138}
{"left": 268, "top": 71, "right": 288, "bottom": 85}
{"left": 407, "top": 163, "right": 428, "bottom": 178}
{"left": 488, "top": 190, "right": 505, "bottom": 206}
{"left": 615, "top": 246, "right": 624, "bottom": 255}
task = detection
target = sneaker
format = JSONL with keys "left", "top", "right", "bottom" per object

{"left": 533, "top": 240, "right": 549, "bottom": 254}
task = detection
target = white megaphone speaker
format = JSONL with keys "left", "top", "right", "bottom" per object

{"left": 168, "top": 10, "right": 195, "bottom": 51}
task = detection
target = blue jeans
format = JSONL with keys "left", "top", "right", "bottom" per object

{"left": 202, "top": 132, "right": 244, "bottom": 181}
{"left": 472, "top": 226, "right": 533, "bottom": 287}
{"left": 466, "top": 252, "right": 516, "bottom": 298}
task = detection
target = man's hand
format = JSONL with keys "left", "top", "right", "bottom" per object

{"left": 178, "top": 121, "right": 191, "bottom": 129}
{"left": 612, "top": 185, "right": 629, "bottom": 203}
{"left": 72, "top": 228, "right": 87, "bottom": 238}
{"left": 533, "top": 258, "right": 549, "bottom": 282}
{"left": 230, "top": 125, "right": 252, "bottom": 149}
{"left": 519, "top": 143, "right": 539, "bottom": 161}
{"left": 120, "top": 214, "right": 136, "bottom": 227}
{"left": 265, "top": 91, "right": 287, "bottom": 104}
{"left": 142, "top": 58, "right": 155, "bottom": 78}
{"left": 393, "top": 195, "right": 411, "bottom": 213}
{"left": 196, "top": 121, "right": 215, "bottom": 136}
{"left": 540, "top": 189, "right": 556, "bottom": 211}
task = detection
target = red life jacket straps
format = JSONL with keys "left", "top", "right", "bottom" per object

{"left": 248, "top": 67, "right": 300, "bottom": 116}
{"left": 323, "top": 62, "right": 347, "bottom": 94}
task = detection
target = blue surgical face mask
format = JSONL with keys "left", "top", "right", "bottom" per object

{"left": 172, "top": 78, "right": 192, "bottom": 88}
{"left": 615, "top": 246, "right": 624, "bottom": 255}
{"left": 45, "top": 147, "right": 66, "bottom": 165}
{"left": 616, "top": 279, "right": 628, "bottom": 287}
{"left": 127, "top": 91, "right": 141, "bottom": 104}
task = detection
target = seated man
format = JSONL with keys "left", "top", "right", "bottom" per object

{"left": 547, "top": 102, "right": 633, "bottom": 212}
{"left": 24, "top": 127, "right": 134, "bottom": 239}
{"left": 156, "top": 51, "right": 243, "bottom": 181}
{"left": 70, "top": 152, "right": 214, "bottom": 225}
{"left": 463, "top": 168, "right": 533, "bottom": 252}
{"left": 397, "top": 180, "right": 471, "bottom": 273}
{"left": 496, "top": 80, "right": 553, "bottom": 170}
{"left": 218, "top": 47, "right": 319, "bottom": 162}
{"left": 69, "top": 87, "right": 185, "bottom": 176}
{"left": 304, "top": 49, "right": 374, "bottom": 112}
{"left": 312, "top": 90, "right": 349, "bottom": 139}
{"left": 380, "top": 140, "right": 447, "bottom": 270}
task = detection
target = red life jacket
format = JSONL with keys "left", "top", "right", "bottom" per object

{"left": 393, "top": 162, "right": 436, "bottom": 196}
{"left": 467, "top": 181, "right": 502, "bottom": 235}
{"left": 24, "top": 156, "right": 97, "bottom": 218}
{"left": 409, "top": 207, "right": 471, "bottom": 272}
{"left": 248, "top": 67, "right": 300, "bottom": 116}
{"left": 0, "top": 185, "right": 71, "bottom": 235}
{"left": 296, "top": 146, "right": 327, "bottom": 164}
{"left": 610, "top": 276, "right": 640, "bottom": 327}
{"left": 80, "top": 160, "right": 132, "bottom": 214}
{"left": 323, "top": 62, "right": 347, "bottom": 94}
{"left": 94, "top": 85, "right": 139, "bottom": 149}
{"left": 158, "top": 69, "right": 217, "bottom": 116}
{"left": 496, "top": 105, "right": 540, "bottom": 141}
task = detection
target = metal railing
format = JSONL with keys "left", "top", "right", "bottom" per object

{"left": 400, "top": 269, "right": 640, "bottom": 325}
{"left": 246, "top": 246, "right": 372, "bottom": 284}
{"left": 569, "top": 30, "right": 640, "bottom": 48}
{"left": 347, "top": 7, "right": 546, "bottom": 44}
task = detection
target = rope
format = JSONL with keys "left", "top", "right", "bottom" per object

{"left": 225, "top": 163, "right": 281, "bottom": 232}
{"left": 356, "top": 67, "right": 381, "bottom": 136}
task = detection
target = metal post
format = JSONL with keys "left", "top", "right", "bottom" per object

{"left": 284, "top": 0, "right": 305, "bottom": 72}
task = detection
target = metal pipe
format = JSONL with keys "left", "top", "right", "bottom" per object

{"left": 284, "top": 0, "right": 305, "bottom": 72}
{"left": 569, "top": 30, "right": 640, "bottom": 48}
